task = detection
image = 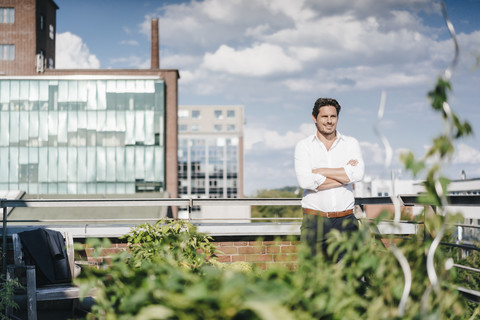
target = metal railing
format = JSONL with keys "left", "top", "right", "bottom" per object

{"left": 2, "top": 194, "right": 480, "bottom": 302}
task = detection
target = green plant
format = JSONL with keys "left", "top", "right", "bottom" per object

{"left": 121, "top": 218, "right": 216, "bottom": 270}
{"left": 75, "top": 215, "right": 476, "bottom": 319}
{"left": 453, "top": 246, "right": 480, "bottom": 316}
{"left": 0, "top": 276, "right": 21, "bottom": 319}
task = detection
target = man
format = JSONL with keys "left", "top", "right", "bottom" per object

{"left": 294, "top": 98, "right": 364, "bottom": 259}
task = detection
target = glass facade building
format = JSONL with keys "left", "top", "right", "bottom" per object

{"left": 0, "top": 76, "right": 166, "bottom": 194}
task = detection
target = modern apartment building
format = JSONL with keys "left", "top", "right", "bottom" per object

{"left": 178, "top": 105, "right": 244, "bottom": 199}
{"left": 177, "top": 105, "right": 249, "bottom": 221}
{"left": 0, "top": 0, "right": 179, "bottom": 202}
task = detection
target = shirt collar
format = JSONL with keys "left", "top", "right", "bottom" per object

{"left": 311, "top": 130, "right": 344, "bottom": 143}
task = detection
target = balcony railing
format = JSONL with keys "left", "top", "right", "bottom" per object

{"left": 2, "top": 194, "right": 480, "bottom": 301}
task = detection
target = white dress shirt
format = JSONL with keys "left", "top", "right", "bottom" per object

{"left": 294, "top": 131, "right": 364, "bottom": 212}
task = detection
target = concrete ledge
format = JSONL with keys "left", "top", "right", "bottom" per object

{"left": 2, "top": 220, "right": 417, "bottom": 239}
{"left": 2, "top": 223, "right": 301, "bottom": 238}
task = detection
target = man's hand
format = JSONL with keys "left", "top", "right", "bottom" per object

{"left": 346, "top": 159, "right": 358, "bottom": 166}
{"left": 312, "top": 159, "right": 358, "bottom": 174}
{"left": 311, "top": 159, "right": 359, "bottom": 187}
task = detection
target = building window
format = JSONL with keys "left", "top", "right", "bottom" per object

{"left": 191, "top": 110, "right": 201, "bottom": 119}
{"left": 0, "top": 8, "right": 14, "bottom": 24}
{"left": 214, "top": 110, "right": 223, "bottom": 119}
{"left": 179, "top": 124, "right": 187, "bottom": 132}
{"left": 214, "top": 124, "right": 222, "bottom": 132}
{"left": 0, "top": 78, "right": 167, "bottom": 195}
{"left": 0, "top": 44, "right": 14, "bottom": 60}
{"left": 178, "top": 110, "right": 189, "bottom": 118}
{"left": 226, "top": 124, "right": 235, "bottom": 132}
{"left": 40, "top": 15, "right": 44, "bottom": 30}
{"left": 191, "top": 124, "right": 201, "bottom": 132}
{"left": 49, "top": 24, "right": 54, "bottom": 40}
{"left": 227, "top": 110, "right": 235, "bottom": 118}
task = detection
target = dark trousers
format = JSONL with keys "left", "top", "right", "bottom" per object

{"left": 300, "top": 212, "right": 359, "bottom": 260}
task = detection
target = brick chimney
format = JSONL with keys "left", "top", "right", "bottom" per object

{"left": 151, "top": 18, "right": 159, "bottom": 69}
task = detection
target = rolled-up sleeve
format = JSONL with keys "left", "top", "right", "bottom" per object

{"left": 294, "top": 140, "right": 326, "bottom": 191}
{"left": 343, "top": 138, "right": 365, "bottom": 183}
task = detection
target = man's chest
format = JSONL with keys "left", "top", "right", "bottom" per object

{"left": 308, "top": 143, "right": 350, "bottom": 168}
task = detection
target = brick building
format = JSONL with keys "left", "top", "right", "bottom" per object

{"left": 0, "top": 1, "right": 179, "bottom": 207}
{"left": 0, "top": 0, "right": 57, "bottom": 75}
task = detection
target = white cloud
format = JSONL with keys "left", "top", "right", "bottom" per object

{"left": 288, "top": 46, "right": 321, "bottom": 62}
{"left": 201, "top": 0, "right": 242, "bottom": 21}
{"left": 56, "top": 32, "right": 100, "bottom": 69}
{"left": 453, "top": 143, "right": 480, "bottom": 164}
{"left": 141, "top": 0, "right": 463, "bottom": 88}
{"left": 359, "top": 142, "right": 411, "bottom": 168}
{"left": 202, "top": 43, "right": 301, "bottom": 76}
{"left": 360, "top": 141, "right": 386, "bottom": 166}
{"left": 153, "top": 0, "right": 471, "bottom": 95}
{"left": 160, "top": 53, "right": 202, "bottom": 71}
{"left": 264, "top": 0, "right": 316, "bottom": 22}
{"left": 244, "top": 122, "right": 311, "bottom": 151}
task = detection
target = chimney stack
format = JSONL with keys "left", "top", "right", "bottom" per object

{"left": 151, "top": 18, "right": 159, "bottom": 69}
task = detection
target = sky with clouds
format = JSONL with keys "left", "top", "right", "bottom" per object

{"left": 55, "top": 0, "right": 480, "bottom": 196}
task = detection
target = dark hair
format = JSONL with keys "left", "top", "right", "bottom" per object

{"left": 312, "top": 98, "right": 341, "bottom": 118}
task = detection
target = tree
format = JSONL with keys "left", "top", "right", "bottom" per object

{"left": 251, "top": 186, "right": 302, "bottom": 222}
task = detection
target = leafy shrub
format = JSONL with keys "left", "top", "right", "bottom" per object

{"left": 453, "top": 246, "right": 480, "bottom": 316}
{"left": 0, "top": 276, "right": 21, "bottom": 319}
{"left": 120, "top": 219, "right": 216, "bottom": 270}
{"left": 75, "top": 215, "right": 475, "bottom": 319}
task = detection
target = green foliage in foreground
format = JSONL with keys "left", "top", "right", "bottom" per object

{"left": 454, "top": 247, "right": 480, "bottom": 317}
{"left": 0, "top": 276, "right": 20, "bottom": 319}
{"left": 120, "top": 219, "right": 217, "bottom": 270}
{"left": 75, "top": 217, "right": 477, "bottom": 320}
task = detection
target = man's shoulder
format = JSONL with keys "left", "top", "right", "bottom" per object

{"left": 339, "top": 133, "right": 360, "bottom": 145}
{"left": 296, "top": 134, "right": 315, "bottom": 145}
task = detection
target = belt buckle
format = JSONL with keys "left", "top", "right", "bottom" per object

{"left": 326, "top": 212, "right": 330, "bottom": 218}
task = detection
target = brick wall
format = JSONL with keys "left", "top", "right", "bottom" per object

{"left": 79, "top": 237, "right": 300, "bottom": 270}
{"left": 214, "top": 240, "right": 299, "bottom": 269}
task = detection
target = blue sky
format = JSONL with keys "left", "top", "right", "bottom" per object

{"left": 54, "top": 0, "right": 480, "bottom": 196}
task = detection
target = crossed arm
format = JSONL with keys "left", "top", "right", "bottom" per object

{"left": 312, "top": 159, "right": 358, "bottom": 191}
{"left": 294, "top": 140, "right": 364, "bottom": 192}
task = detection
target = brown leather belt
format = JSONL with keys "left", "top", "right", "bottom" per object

{"left": 303, "top": 208, "right": 353, "bottom": 218}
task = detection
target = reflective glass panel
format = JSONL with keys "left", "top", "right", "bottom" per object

{"left": 48, "top": 148, "right": 57, "bottom": 182}
{"left": 9, "top": 111, "right": 19, "bottom": 143}
{"left": 0, "top": 113, "right": 9, "bottom": 146}
{"left": 116, "top": 147, "right": 125, "bottom": 182}
{"left": 68, "top": 147, "right": 77, "bottom": 181}
{"left": 135, "top": 147, "right": 144, "bottom": 179}
{"left": 58, "top": 147, "right": 67, "bottom": 182}
{"left": 77, "top": 148, "right": 86, "bottom": 182}
{"left": 96, "top": 147, "right": 106, "bottom": 181}
{"left": 0, "top": 147, "right": 8, "bottom": 181}
{"left": 106, "top": 147, "right": 116, "bottom": 182}
{"left": 38, "top": 147, "right": 48, "bottom": 182}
